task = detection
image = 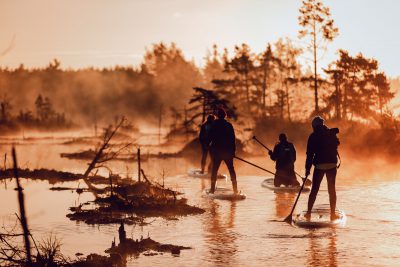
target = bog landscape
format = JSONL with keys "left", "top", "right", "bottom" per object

{"left": 0, "top": 0, "right": 400, "bottom": 266}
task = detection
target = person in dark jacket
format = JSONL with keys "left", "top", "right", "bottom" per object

{"left": 209, "top": 108, "right": 237, "bottom": 194}
{"left": 269, "top": 133, "right": 299, "bottom": 187}
{"left": 305, "top": 116, "right": 340, "bottom": 220}
{"left": 199, "top": 114, "right": 215, "bottom": 174}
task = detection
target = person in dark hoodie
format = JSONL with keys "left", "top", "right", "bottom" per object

{"left": 209, "top": 107, "right": 237, "bottom": 194}
{"left": 269, "top": 133, "right": 299, "bottom": 187}
{"left": 199, "top": 114, "right": 215, "bottom": 174}
{"left": 305, "top": 116, "right": 340, "bottom": 220}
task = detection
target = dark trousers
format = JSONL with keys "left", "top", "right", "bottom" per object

{"left": 210, "top": 152, "right": 237, "bottom": 193}
{"left": 274, "top": 168, "right": 299, "bottom": 187}
{"left": 307, "top": 167, "right": 337, "bottom": 214}
{"left": 200, "top": 144, "right": 211, "bottom": 173}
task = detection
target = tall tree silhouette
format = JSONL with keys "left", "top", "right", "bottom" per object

{"left": 212, "top": 45, "right": 250, "bottom": 116}
{"left": 203, "top": 44, "right": 224, "bottom": 88}
{"left": 0, "top": 94, "right": 12, "bottom": 122}
{"left": 188, "top": 87, "right": 236, "bottom": 127}
{"left": 257, "top": 44, "right": 280, "bottom": 112}
{"left": 274, "top": 38, "right": 303, "bottom": 121}
{"left": 299, "top": 0, "right": 339, "bottom": 114}
{"left": 226, "top": 44, "right": 255, "bottom": 112}
{"left": 144, "top": 42, "right": 202, "bottom": 106}
{"left": 324, "top": 50, "right": 393, "bottom": 121}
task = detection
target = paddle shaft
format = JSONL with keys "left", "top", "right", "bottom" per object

{"left": 235, "top": 153, "right": 309, "bottom": 222}
{"left": 252, "top": 136, "right": 272, "bottom": 152}
{"left": 285, "top": 174, "right": 309, "bottom": 223}
{"left": 234, "top": 156, "right": 307, "bottom": 182}
{"left": 234, "top": 156, "right": 275, "bottom": 176}
{"left": 252, "top": 135, "right": 305, "bottom": 180}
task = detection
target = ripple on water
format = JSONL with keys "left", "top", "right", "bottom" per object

{"left": 2, "top": 141, "right": 400, "bottom": 266}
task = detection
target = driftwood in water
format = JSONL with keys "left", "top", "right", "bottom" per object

{"left": 0, "top": 168, "right": 122, "bottom": 185}
{"left": 81, "top": 118, "right": 132, "bottom": 195}
{"left": 60, "top": 149, "right": 177, "bottom": 161}
{"left": 83, "top": 118, "right": 128, "bottom": 178}
{"left": 67, "top": 181, "right": 205, "bottom": 225}
{"left": 71, "top": 231, "right": 190, "bottom": 265}
{"left": 67, "top": 208, "right": 148, "bottom": 226}
{"left": 105, "top": 236, "right": 191, "bottom": 256}
{"left": 60, "top": 149, "right": 149, "bottom": 162}
{"left": 12, "top": 148, "right": 32, "bottom": 265}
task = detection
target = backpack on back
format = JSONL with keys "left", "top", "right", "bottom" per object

{"left": 322, "top": 127, "right": 340, "bottom": 155}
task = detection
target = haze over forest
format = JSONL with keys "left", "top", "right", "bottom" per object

{"left": 0, "top": 0, "right": 399, "bottom": 157}
{"left": 2, "top": 1, "right": 400, "bottom": 266}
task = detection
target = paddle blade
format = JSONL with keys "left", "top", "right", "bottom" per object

{"left": 283, "top": 214, "right": 293, "bottom": 224}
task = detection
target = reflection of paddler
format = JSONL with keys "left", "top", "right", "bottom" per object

{"left": 227, "top": 201, "right": 236, "bottom": 228}
{"left": 329, "top": 230, "right": 338, "bottom": 267}
{"left": 205, "top": 201, "right": 238, "bottom": 266}
{"left": 307, "top": 230, "right": 337, "bottom": 267}
{"left": 274, "top": 192, "right": 296, "bottom": 218}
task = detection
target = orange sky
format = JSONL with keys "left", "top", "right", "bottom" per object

{"left": 0, "top": 0, "right": 399, "bottom": 77}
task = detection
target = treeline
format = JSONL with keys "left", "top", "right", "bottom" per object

{"left": 0, "top": 0, "right": 398, "bottom": 135}
{"left": 0, "top": 41, "right": 396, "bottom": 133}
{"left": 182, "top": 43, "right": 397, "bottom": 134}
{"left": 0, "top": 48, "right": 202, "bottom": 130}
{"left": 0, "top": 92, "right": 70, "bottom": 130}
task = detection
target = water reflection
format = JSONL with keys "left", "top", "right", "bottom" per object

{"left": 1, "top": 179, "right": 8, "bottom": 190}
{"left": 203, "top": 201, "right": 238, "bottom": 266}
{"left": 308, "top": 229, "right": 337, "bottom": 267}
{"left": 274, "top": 192, "right": 296, "bottom": 218}
{"left": 2, "top": 136, "right": 400, "bottom": 266}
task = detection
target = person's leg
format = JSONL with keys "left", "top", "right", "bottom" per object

{"left": 200, "top": 145, "right": 207, "bottom": 173}
{"left": 224, "top": 157, "right": 237, "bottom": 194}
{"left": 326, "top": 168, "right": 338, "bottom": 219}
{"left": 274, "top": 169, "right": 284, "bottom": 187}
{"left": 280, "top": 168, "right": 298, "bottom": 187}
{"left": 207, "top": 149, "right": 213, "bottom": 174}
{"left": 289, "top": 170, "right": 300, "bottom": 187}
{"left": 210, "top": 154, "right": 222, "bottom": 193}
{"left": 306, "top": 168, "right": 325, "bottom": 218}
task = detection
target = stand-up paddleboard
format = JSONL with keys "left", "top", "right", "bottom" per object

{"left": 187, "top": 169, "right": 227, "bottom": 179}
{"left": 203, "top": 187, "right": 246, "bottom": 201}
{"left": 261, "top": 178, "right": 311, "bottom": 192}
{"left": 293, "top": 206, "right": 346, "bottom": 228}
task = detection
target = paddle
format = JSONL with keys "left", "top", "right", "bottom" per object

{"left": 252, "top": 135, "right": 311, "bottom": 185}
{"left": 234, "top": 156, "right": 276, "bottom": 176}
{"left": 234, "top": 156, "right": 310, "bottom": 184}
{"left": 235, "top": 154, "right": 311, "bottom": 223}
{"left": 283, "top": 174, "right": 309, "bottom": 224}
{"left": 252, "top": 135, "right": 272, "bottom": 152}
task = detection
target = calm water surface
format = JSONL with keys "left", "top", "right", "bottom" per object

{"left": 1, "top": 134, "right": 400, "bottom": 266}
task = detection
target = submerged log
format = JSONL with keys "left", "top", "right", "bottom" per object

{"left": 66, "top": 209, "right": 147, "bottom": 225}
{"left": 0, "top": 168, "right": 122, "bottom": 185}
{"left": 67, "top": 181, "right": 205, "bottom": 225}
{"left": 105, "top": 236, "right": 191, "bottom": 256}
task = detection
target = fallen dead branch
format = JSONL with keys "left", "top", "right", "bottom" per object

{"left": 67, "top": 180, "right": 204, "bottom": 225}
{"left": 0, "top": 168, "right": 123, "bottom": 185}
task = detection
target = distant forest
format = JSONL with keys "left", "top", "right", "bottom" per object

{"left": 0, "top": 0, "right": 399, "bottom": 138}
{"left": 0, "top": 42, "right": 398, "bottom": 132}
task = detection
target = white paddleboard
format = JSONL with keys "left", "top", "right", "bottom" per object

{"left": 203, "top": 188, "right": 246, "bottom": 201}
{"left": 293, "top": 206, "right": 346, "bottom": 228}
{"left": 187, "top": 169, "right": 227, "bottom": 179}
{"left": 261, "top": 178, "right": 311, "bottom": 192}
